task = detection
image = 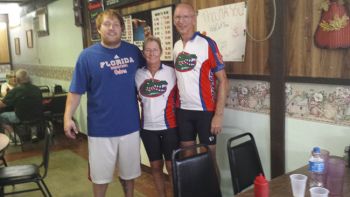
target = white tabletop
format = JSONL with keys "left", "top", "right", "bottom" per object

{"left": 0, "top": 133, "right": 10, "bottom": 151}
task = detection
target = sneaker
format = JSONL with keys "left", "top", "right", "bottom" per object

{"left": 31, "top": 135, "right": 39, "bottom": 143}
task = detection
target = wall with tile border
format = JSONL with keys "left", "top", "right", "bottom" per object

{"left": 225, "top": 79, "right": 350, "bottom": 177}
{"left": 226, "top": 80, "right": 350, "bottom": 126}
{"left": 11, "top": 64, "right": 350, "bottom": 178}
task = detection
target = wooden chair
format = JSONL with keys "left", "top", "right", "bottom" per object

{"left": 227, "top": 132, "right": 264, "bottom": 194}
{"left": 0, "top": 124, "right": 53, "bottom": 196}
{"left": 172, "top": 144, "right": 222, "bottom": 197}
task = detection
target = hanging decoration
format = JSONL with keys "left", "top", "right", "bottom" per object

{"left": 314, "top": 0, "right": 350, "bottom": 49}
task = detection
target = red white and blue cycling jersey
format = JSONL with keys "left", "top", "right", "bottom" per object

{"left": 135, "top": 64, "right": 177, "bottom": 130}
{"left": 173, "top": 32, "right": 225, "bottom": 111}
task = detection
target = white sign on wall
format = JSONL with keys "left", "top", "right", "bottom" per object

{"left": 152, "top": 6, "right": 173, "bottom": 61}
{"left": 122, "top": 15, "right": 134, "bottom": 44}
{"left": 197, "top": 2, "right": 247, "bottom": 62}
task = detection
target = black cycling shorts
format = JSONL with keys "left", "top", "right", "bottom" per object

{"left": 140, "top": 128, "right": 179, "bottom": 161}
{"left": 176, "top": 109, "right": 216, "bottom": 145}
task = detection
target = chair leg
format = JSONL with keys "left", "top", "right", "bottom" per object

{"left": 19, "top": 125, "right": 30, "bottom": 152}
{"left": 38, "top": 180, "right": 52, "bottom": 197}
{"left": 46, "top": 121, "right": 54, "bottom": 145}
{"left": 1, "top": 157, "right": 7, "bottom": 167}
{"left": 36, "top": 181, "right": 46, "bottom": 196}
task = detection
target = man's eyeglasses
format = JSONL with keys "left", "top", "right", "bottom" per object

{"left": 173, "top": 15, "right": 194, "bottom": 22}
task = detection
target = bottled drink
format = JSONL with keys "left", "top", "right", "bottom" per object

{"left": 308, "top": 147, "right": 325, "bottom": 187}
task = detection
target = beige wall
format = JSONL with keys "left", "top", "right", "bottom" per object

{"left": 9, "top": 0, "right": 86, "bottom": 132}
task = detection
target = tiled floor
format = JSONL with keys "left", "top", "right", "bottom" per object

{"left": 4, "top": 126, "right": 172, "bottom": 197}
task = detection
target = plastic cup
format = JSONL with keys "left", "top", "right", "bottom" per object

{"left": 327, "top": 157, "right": 346, "bottom": 177}
{"left": 321, "top": 149, "right": 330, "bottom": 172}
{"left": 309, "top": 187, "right": 329, "bottom": 197}
{"left": 290, "top": 174, "right": 308, "bottom": 197}
{"left": 321, "top": 149, "right": 330, "bottom": 185}
{"left": 326, "top": 157, "right": 346, "bottom": 196}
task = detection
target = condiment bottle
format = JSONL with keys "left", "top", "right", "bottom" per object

{"left": 254, "top": 173, "right": 269, "bottom": 197}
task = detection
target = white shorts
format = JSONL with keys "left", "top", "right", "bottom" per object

{"left": 88, "top": 131, "right": 141, "bottom": 184}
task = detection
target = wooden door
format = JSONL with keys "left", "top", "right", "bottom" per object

{"left": 0, "top": 14, "right": 10, "bottom": 64}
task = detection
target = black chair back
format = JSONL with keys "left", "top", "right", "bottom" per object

{"left": 0, "top": 124, "right": 53, "bottom": 196}
{"left": 172, "top": 144, "right": 222, "bottom": 197}
{"left": 38, "top": 85, "right": 50, "bottom": 93}
{"left": 41, "top": 124, "right": 52, "bottom": 178}
{"left": 14, "top": 94, "right": 44, "bottom": 149}
{"left": 48, "top": 94, "right": 66, "bottom": 114}
{"left": 227, "top": 132, "right": 264, "bottom": 194}
{"left": 15, "top": 95, "right": 43, "bottom": 122}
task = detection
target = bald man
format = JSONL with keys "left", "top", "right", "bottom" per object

{"left": 172, "top": 3, "right": 229, "bottom": 173}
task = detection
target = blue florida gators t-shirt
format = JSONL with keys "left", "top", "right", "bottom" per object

{"left": 70, "top": 41, "right": 145, "bottom": 137}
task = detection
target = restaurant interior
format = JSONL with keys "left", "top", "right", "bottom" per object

{"left": 0, "top": 0, "right": 349, "bottom": 196}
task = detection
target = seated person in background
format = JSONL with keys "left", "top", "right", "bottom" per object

{"left": 0, "top": 69, "right": 42, "bottom": 143}
{"left": 1, "top": 72, "right": 16, "bottom": 97}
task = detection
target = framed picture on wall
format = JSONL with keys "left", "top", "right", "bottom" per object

{"left": 26, "top": 30, "right": 33, "bottom": 48}
{"left": 14, "top": 37, "right": 20, "bottom": 55}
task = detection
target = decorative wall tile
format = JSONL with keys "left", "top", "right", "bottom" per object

{"left": 9, "top": 65, "right": 350, "bottom": 127}
{"left": 226, "top": 80, "right": 270, "bottom": 114}
{"left": 0, "top": 65, "right": 11, "bottom": 73}
{"left": 226, "top": 80, "right": 350, "bottom": 127}
{"left": 13, "top": 64, "right": 73, "bottom": 81}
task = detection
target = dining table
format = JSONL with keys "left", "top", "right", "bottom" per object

{"left": 0, "top": 133, "right": 9, "bottom": 152}
{"left": 235, "top": 159, "right": 350, "bottom": 197}
{"left": 0, "top": 133, "right": 10, "bottom": 166}
{"left": 42, "top": 92, "right": 67, "bottom": 99}
{"left": 42, "top": 92, "right": 67, "bottom": 106}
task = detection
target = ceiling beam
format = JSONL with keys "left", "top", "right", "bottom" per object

{"left": 0, "top": 0, "right": 31, "bottom": 3}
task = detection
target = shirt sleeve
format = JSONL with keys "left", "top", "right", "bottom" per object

{"left": 1, "top": 83, "right": 8, "bottom": 97}
{"left": 207, "top": 38, "right": 225, "bottom": 73}
{"left": 69, "top": 53, "right": 89, "bottom": 94}
{"left": 2, "top": 88, "right": 16, "bottom": 107}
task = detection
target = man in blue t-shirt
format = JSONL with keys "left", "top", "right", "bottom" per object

{"left": 64, "top": 9, "right": 145, "bottom": 197}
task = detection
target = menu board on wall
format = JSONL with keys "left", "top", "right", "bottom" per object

{"left": 197, "top": 2, "right": 247, "bottom": 62}
{"left": 88, "top": 0, "right": 104, "bottom": 41}
{"left": 104, "top": 0, "right": 142, "bottom": 8}
{"left": 152, "top": 7, "right": 173, "bottom": 61}
{"left": 120, "top": 6, "right": 176, "bottom": 61}
{"left": 122, "top": 15, "right": 134, "bottom": 43}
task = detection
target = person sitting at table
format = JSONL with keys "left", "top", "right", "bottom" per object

{"left": 1, "top": 72, "right": 16, "bottom": 97}
{"left": 0, "top": 69, "right": 42, "bottom": 144}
